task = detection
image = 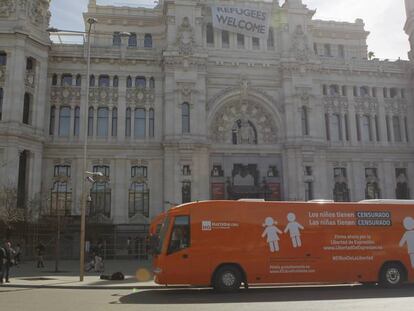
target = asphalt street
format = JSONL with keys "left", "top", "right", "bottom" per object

{"left": 2, "top": 284, "right": 414, "bottom": 311}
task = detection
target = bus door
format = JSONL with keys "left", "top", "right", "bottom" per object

{"left": 164, "top": 215, "right": 192, "bottom": 285}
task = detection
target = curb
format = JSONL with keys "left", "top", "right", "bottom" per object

{"left": 1, "top": 283, "right": 187, "bottom": 290}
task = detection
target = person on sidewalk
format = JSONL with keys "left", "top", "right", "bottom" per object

{"left": 35, "top": 242, "right": 45, "bottom": 268}
{"left": 14, "top": 243, "right": 21, "bottom": 266}
{"left": 0, "top": 243, "right": 5, "bottom": 284}
{"left": 0, "top": 241, "right": 13, "bottom": 283}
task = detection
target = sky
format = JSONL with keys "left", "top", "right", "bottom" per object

{"left": 49, "top": 0, "right": 410, "bottom": 60}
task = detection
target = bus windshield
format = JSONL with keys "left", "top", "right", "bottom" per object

{"left": 155, "top": 215, "right": 170, "bottom": 255}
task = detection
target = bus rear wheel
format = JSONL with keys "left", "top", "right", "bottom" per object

{"left": 380, "top": 263, "right": 406, "bottom": 288}
{"left": 213, "top": 265, "right": 242, "bottom": 292}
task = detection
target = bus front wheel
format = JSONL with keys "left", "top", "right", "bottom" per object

{"left": 380, "top": 262, "right": 406, "bottom": 288}
{"left": 213, "top": 265, "right": 242, "bottom": 292}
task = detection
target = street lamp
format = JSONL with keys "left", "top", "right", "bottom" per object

{"left": 80, "top": 17, "right": 98, "bottom": 282}
{"left": 47, "top": 17, "right": 97, "bottom": 282}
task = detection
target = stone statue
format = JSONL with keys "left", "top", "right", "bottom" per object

{"left": 233, "top": 119, "right": 256, "bottom": 145}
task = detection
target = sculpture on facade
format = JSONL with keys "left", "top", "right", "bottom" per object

{"left": 0, "top": 0, "right": 15, "bottom": 17}
{"left": 290, "top": 25, "right": 310, "bottom": 61}
{"left": 232, "top": 119, "right": 257, "bottom": 145}
{"left": 176, "top": 17, "right": 195, "bottom": 55}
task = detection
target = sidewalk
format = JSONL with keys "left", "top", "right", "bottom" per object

{"left": 1, "top": 260, "right": 163, "bottom": 290}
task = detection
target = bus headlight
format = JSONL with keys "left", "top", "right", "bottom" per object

{"left": 153, "top": 267, "right": 162, "bottom": 274}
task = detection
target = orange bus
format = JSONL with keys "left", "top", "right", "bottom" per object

{"left": 152, "top": 199, "right": 414, "bottom": 291}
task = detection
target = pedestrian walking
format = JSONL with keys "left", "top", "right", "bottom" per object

{"left": 14, "top": 243, "right": 21, "bottom": 266}
{"left": 36, "top": 242, "right": 45, "bottom": 268}
{"left": 0, "top": 241, "right": 13, "bottom": 283}
{"left": 0, "top": 243, "right": 5, "bottom": 285}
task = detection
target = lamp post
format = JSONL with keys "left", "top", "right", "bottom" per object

{"left": 80, "top": 17, "right": 98, "bottom": 282}
{"left": 48, "top": 17, "right": 97, "bottom": 281}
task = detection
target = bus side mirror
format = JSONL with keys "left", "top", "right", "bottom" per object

{"left": 149, "top": 235, "right": 160, "bottom": 255}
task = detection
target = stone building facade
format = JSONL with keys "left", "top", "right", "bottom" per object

{"left": 0, "top": 0, "right": 414, "bottom": 232}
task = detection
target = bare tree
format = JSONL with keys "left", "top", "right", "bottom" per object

{"left": 0, "top": 185, "right": 24, "bottom": 229}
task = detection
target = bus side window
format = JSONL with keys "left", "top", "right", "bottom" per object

{"left": 168, "top": 216, "right": 190, "bottom": 254}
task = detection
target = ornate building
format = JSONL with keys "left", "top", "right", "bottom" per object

{"left": 0, "top": 0, "right": 413, "bottom": 237}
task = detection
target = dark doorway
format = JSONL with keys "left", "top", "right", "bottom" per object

{"left": 17, "top": 150, "right": 29, "bottom": 209}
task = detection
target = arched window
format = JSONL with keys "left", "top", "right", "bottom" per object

{"left": 129, "top": 182, "right": 149, "bottom": 218}
{"left": 0, "top": 51, "right": 6, "bottom": 65}
{"left": 89, "top": 75, "right": 95, "bottom": 87}
{"left": 222, "top": 30, "right": 229, "bottom": 48}
{"left": 252, "top": 37, "right": 260, "bottom": 50}
{"left": 88, "top": 107, "right": 94, "bottom": 136}
{"left": 360, "top": 86, "right": 369, "bottom": 97}
{"left": 182, "top": 102, "right": 190, "bottom": 134}
{"left": 362, "top": 115, "right": 372, "bottom": 142}
{"left": 134, "top": 108, "right": 146, "bottom": 138}
{"left": 182, "top": 181, "right": 191, "bottom": 203}
{"left": 76, "top": 74, "right": 82, "bottom": 86}
{"left": 301, "top": 106, "right": 309, "bottom": 136}
{"left": 98, "top": 75, "right": 110, "bottom": 87}
{"left": 366, "top": 182, "right": 380, "bottom": 199}
{"left": 267, "top": 27, "right": 274, "bottom": 49}
{"left": 113, "top": 76, "right": 119, "bottom": 88}
{"left": 333, "top": 182, "right": 350, "bottom": 202}
{"left": 135, "top": 76, "right": 146, "bottom": 88}
{"left": 49, "top": 105, "right": 56, "bottom": 135}
{"left": 330, "top": 113, "right": 342, "bottom": 141}
{"left": 50, "top": 181, "right": 72, "bottom": 216}
{"left": 393, "top": 116, "right": 402, "bottom": 142}
{"left": 206, "top": 23, "right": 214, "bottom": 45}
{"left": 112, "top": 108, "right": 117, "bottom": 137}
{"left": 390, "top": 88, "right": 398, "bottom": 98}
{"left": 97, "top": 107, "right": 109, "bottom": 137}
{"left": 333, "top": 168, "right": 350, "bottom": 202}
{"left": 329, "top": 85, "right": 339, "bottom": 96}
{"left": 149, "top": 108, "right": 154, "bottom": 137}
{"left": 26, "top": 57, "right": 35, "bottom": 71}
{"left": 128, "top": 33, "right": 137, "bottom": 47}
{"left": 126, "top": 76, "right": 132, "bottom": 88}
{"left": 74, "top": 106, "right": 80, "bottom": 137}
{"left": 144, "top": 34, "right": 152, "bottom": 48}
{"left": 23, "top": 93, "right": 31, "bottom": 125}
{"left": 149, "top": 77, "right": 155, "bottom": 89}
{"left": 90, "top": 181, "right": 111, "bottom": 218}
{"left": 365, "top": 168, "right": 380, "bottom": 199}
{"left": 58, "top": 106, "right": 71, "bottom": 137}
{"left": 125, "top": 107, "right": 131, "bottom": 137}
{"left": 52, "top": 74, "right": 58, "bottom": 86}
{"left": 131, "top": 166, "right": 148, "bottom": 178}
{"left": 61, "top": 74, "right": 72, "bottom": 86}
{"left": 113, "top": 32, "right": 121, "bottom": 46}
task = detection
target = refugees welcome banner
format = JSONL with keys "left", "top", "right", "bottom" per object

{"left": 212, "top": 5, "right": 271, "bottom": 39}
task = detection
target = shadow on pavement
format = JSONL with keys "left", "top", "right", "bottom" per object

{"left": 119, "top": 284, "right": 414, "bottom": 305}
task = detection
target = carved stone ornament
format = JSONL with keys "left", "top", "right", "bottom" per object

{"left": 176, "top": 17, "right": 195, "bottom": 55}
{"left": 240, "top": 78, "right": 250, "bottom": 101}
{"left": 50, "top": 86, "right": 81, "bottom": 105}
{"left": 354, "top": 98, "right": 378, "bottom": 114}
{"left": 25, "top": 71, "right": 35, "bottom": 88}
{"left": 126, "top": 88, "right": 154, "bottom": 106}
{"left": 0, "top": 0, "right": 16, "bottom": 17}
{"left": 30, "top": 0, "right": 44, "bottom": 24}
{"left": 290, "top": 25, "right": 310, "bottom": 61}
{"left": 89, "top": 87, "right": 119, "bottom": 106}
{"left": 178, "top": 82, "right": 195, "bottom": 99}
{"left": 211, "top": 101, "right": 278, "bottom": 144}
